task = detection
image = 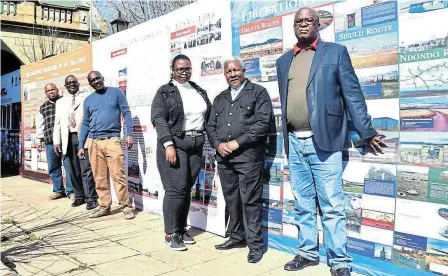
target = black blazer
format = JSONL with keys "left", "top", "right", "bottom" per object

{"left": 206, "top": 80, "right": 273, "bottom": 163}
{"left": 151, "top": 80, "right": 212, "bottom": 144}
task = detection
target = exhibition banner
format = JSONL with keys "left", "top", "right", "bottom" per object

{"left": 231, "top": 0, "right": 448, "bottom": 275}
{"left": 20, "top": 45, "right": 92, "bottom": 181}
{"left": 92, "top": 0, "right": 231, "bottom": 236}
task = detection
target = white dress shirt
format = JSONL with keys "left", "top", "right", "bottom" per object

{"left": 69, "top": 92, "right": 81, "bottom": 133}
{"left": 230, "top": 81, "right": 246, "bottom": 101}
{"left": 163, "top": 80, "right": 207, "bottom": 148}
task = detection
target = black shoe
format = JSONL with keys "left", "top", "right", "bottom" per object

{"left": 331, "top": 268, "right": 351, "bottom": 276}
{"left": 71, "top": 198, "right": 86, "bottom": 207}
{"left": 284, "top": 255, "right": 319, "bottom": 271}
{"left": 86, "top": 201, "right": 98, "bottom": 210}
{"left": 181, "top": 229, "right": 196, "bottom": 244}
{"left": 248, "top": 249, "right": 263, "bottom": 263}
{"left": 215, "top": 239, "right": 247, "bottom": 250}
{"left": 165, "top": 233, "right": 187, "bottom": 251}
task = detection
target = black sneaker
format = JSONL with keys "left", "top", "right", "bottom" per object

{"left": 181, "top": 229, "right": 196, "bottom": 244}
{"left": 165, "top": 233, "right": 187, "bottom": 251}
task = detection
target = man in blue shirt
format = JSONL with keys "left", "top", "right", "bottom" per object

{"left": 78, "top": 71, "right": 135, "bottom": 219}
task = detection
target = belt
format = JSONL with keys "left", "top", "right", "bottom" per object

{"left": 183, "top": 130, "right": 203, "bottom": 137}
{"left": 95, "top": 136, "right": 116, "bottom": 140}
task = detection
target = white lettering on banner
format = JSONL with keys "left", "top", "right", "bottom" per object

{"left": 241, "top": 25, "right": 261, "bottom": 34}
{"left": 399, "top": 51, "right": 445, "bottom": 62}
{"left": 338, "top": 24, "right": 393, "bottom": 40}
{"left": 261, "top": 19, "right": 281, "bottom": 29}
{"left": 241, "top": 0, "right": 297, "bottom": 22}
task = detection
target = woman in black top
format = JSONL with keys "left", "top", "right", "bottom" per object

{"left": 151, "top": 54, "right": 211, "bottom": 251}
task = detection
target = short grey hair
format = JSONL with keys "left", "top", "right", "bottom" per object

{"left": 223, "top": 56, "right": 245, "bottom": 69}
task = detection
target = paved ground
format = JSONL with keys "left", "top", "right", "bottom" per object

{"left": 1, "top": 176, "right": 359, "bottom": 276}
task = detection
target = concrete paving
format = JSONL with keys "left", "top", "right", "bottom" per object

{"left": 1, "top": 176, "right": 361, "bottom": 276}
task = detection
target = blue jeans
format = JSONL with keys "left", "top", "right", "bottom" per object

{"left": 288, "top": 133, "right": 352, "bottom": 270}
{"left": 46, "top": 144, "right": 73, "bottom": 195}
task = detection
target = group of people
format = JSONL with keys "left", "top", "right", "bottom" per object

{"left": 36, "top": 7, "right": 386, "bottom": 276}
{"left": 151, "top": 7, "right": 385, "bottom": 276}
{"left": 36, "top": 71, "right": 136, "bottom": 219}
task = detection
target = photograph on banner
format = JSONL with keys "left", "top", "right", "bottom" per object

{"left": 427, "top": 167, "right": 448, "bottom": 205}
{"left": 262, "top": 157, "right": 283, "bottom": 202}
{"left": 397, "top": 165, "right": 429, "bottom": 202}
{"left": 342, "top": 161, "right": 396, "bottom": 194}
{"left": 204, "top": 170, "right": 218, "bottom": 191}
{"left": 192, "top": 171, "right": 206, "bottom": 205}
{"left": 399, "top": 132, "right": 448, "bottom": 168}
{"left": 344, "top": 192, "right": 362, "bottom": 234}
{"left": 366, "top": 98, "right": 400, "bottom": 131}
{"left": 361, "top": 209, "right": 395, "bottom": 231}
{"left": 265, "top": 133, "right": 284, "bottom": 157}
{"left": 400, "top": 95, "right": 448, "bottom": 132}
{"left": 1, "top": 69, "right": 21, "bottom": 105}
{"left": 393, "top": 231, "right": 427, "bottom": 271}
{"left": 395, "top": 198, "right": 448, "bottom": 241}
{"left": 347, "top": 237, "right": 392, "bottom": 262}
{"left": 355, "top": 65, "right": 399, "bottom": 100}
{"left": 262, "top": 199, "right": 283, "bottom": 235}
{"left": 204, "top": 190, "right": 218, "bottom": 207}
{"left": 425, "top": 238, "right": 448, "bottom": 275}
{"left": 348, "top": 131, "right": 398, "bottom": 164}
{"left": 398, "top": 0, "right": 448, "bottom": 98}
{"left": 201, "top": 139, "right": 217, "bottom": 172}
{"left": 200, "top": 56, "right": 223, "bottom": 76}
{"left": 334, "top": 0, "right": 398, "bottom": 69}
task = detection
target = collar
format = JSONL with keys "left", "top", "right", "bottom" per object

{"left": 172, "top": 79, "right": 192, "bottom": 89}
{"left": 230, "top": 80, "right": 246, "bottom": 91}
{"left": 293, "top": 37, "right": 319, "bottom": 56}
{"left": 69, "top": 91, "right": 80, "bottom": 97}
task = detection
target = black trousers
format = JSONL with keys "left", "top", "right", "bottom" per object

{"left": 65, "top": 133, "right": 98, "bottom": 202}
{"left": 157, "top": 134, "right": 205, "bottom": 234}
{"left": 218, "top": 161, "right": 264, "bottom": 250}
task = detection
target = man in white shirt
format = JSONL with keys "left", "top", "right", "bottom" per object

{"left": 53, "top": 75, "right": 98, "bottom": 210}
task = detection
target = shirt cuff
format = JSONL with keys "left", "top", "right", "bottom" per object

{"left": 163, "top": 141, "right": 174, "bottom": 148}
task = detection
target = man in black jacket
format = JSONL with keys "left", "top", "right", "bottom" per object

{"left": 206, "top": 57, "right": 273, "bottom": 263}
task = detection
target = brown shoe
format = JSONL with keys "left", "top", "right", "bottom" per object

{"left": 49, "top": 192, "right": 65, "bottom": 200}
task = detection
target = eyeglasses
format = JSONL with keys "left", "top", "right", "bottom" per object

{"left": 294, "top": 18, "right": 317, "bottom": 26}
{"left": 224, "top": 68, "right": 243, "bottom": 75}
{"left": 174, "top": 67, "right": 192, "bottom": 74}
{"left": 65, "top": 81, "right": 79, "bottom": 86}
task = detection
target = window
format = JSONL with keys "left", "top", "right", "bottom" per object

{"left": 44, "top": 7, "right": 48, "bottom": 19}
{"left": 49, "top": 8, "right": 54, "bottom": 20}
{"left": 61, "top": 10, "right": 66, "bottom": 22}
{"left": 0, "top": 2, "right": 3, "bottom": 14}
{"left": 67, "top": 10, "right": 72, "bottom": 23}
{"left": 55, "top": 9, "right": 60, "bottom": 21}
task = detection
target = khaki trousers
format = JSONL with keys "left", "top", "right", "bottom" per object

{"left": 88, "top": 137, "right": 132, "bottom": 211}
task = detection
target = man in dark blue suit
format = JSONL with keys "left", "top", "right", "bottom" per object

{"left": 276, "top": 7, "right": 386, "bottom": 276}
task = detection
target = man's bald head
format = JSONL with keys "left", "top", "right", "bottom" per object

{"left": 293, "top": 7, "right": 320, "bottom": 45}
{"left": 87, "top": 71, "right": 106, "bottom": 92}
{"left": 44, "top": 83, "right": 59, "bottom": 101}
